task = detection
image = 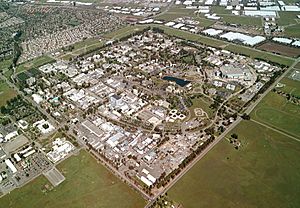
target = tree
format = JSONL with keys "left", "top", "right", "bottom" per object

{"left": 231, "top": 133, "right": 238, "bottom": 140}
{"left": 241, "top": 113, "right": 250, "bottom": 120}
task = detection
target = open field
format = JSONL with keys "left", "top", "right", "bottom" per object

{"left": 103, "top": 25, "right": 149, "bottom": 39}
{"left": 60, "top": 39, "right": 104, "bottom": 60}
{"left": 0, "top": 59, "right": 12, "bottom": 70}
{"left": 282, "top": 0, "right": 300, "bottom": 3}
{"left": 251, "top": 91, "right": 300, "bottom": 138}
{"left": 16, "top": 56, "right": 55, "bottom": 74}
{"left": 0, "top": 79, "right": 17, "bottom": 106}
{"left": 257, "top": 41, "right": 300, "bottom": 58}
{"left": 211, "top": 6, "right": 231, "bottom": 14}
{"left": 225, "top": 44, "right": 294, "bottom": 66}
{"left": 284, "top": 24, "right": 300, "bottom": 38}
{"left": 0, "top": 150, "right": 146, "bottom": 208}
{"left": 277, "top": 11, "right": 299, "bottom": 26}
{"left": 220, "top": 15, "right": 262, "bottom": 26}
{"left": 169, "top": 120, "right": 300, "bottom": 208}
{"left": 280, "top": 77, "right": 300, "bottom": 97}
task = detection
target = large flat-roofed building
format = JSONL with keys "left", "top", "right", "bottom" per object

{"left": 5, "top": 159, "right": 17, "bottom": 174}
{"left": 220, "top": 65, "right": 245, "bottom": 79}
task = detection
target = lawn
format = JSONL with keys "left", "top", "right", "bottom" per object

{"left": 280, "top": 77, "right": 300, "bottom": 97}
{"left": 251, "top": 91, "right": 300, "bottom": 138}
{"left": 169, "top": 120, "right": 300, "bottom": 208}
{"left": 220, "top": 15, "right": 262, "bottom": 27}
{"left": 0, "top": 79, "right": 17, "bottom": 106}
{"left": 0, "top": 150, "right": 146, "bottom": 208}
{"left": 16, "top": 56, "right": 55, "bottom": 74}
{"left": 189, "top": 96, "right": 214, "bottom": 118}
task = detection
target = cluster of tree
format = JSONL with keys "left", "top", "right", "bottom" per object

{"left": 0, "top": 95, "right": 23, "bottom": 114}
{"left": 210, "top": 95, "right": 223, "bottom": 109}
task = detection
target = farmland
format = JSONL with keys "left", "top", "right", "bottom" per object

{"left": 0, "top": 150, "right": 146, "bottom": 208}
{"left": 257, "top": 42, "right": 300, "bottom": 58}
{"left": 169, "top": 120, "right": 300, "bottom": 208}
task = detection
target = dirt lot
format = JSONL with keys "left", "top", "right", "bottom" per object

{"left": 257, "top": 41, "right": 300, "bottom": 58}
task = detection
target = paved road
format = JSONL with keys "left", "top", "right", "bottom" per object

{"left": 145, "top": 57, "right": 300, "bottom": 208}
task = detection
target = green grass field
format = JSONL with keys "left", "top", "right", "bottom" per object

{"left": 280, "top": 77, "right": 300, "bottom": 97}
{"left": 0, "top": 59, "right": 12, "bottom": 70}
{"left": 0, "top": 79, "right": 17, "bottom": 106}
{"left": 220, "top": 15, "right": 262, "bottom": 27}
{"left": 189, "top": 97, "right": 214, "bottom": 118}
{"left": 284, "top": 24, "right": 300, "bottom": 38}
{"left": 251, "top": 91, "right": 300, "bottom": 138}
{"left": 16, "top": 56, "right": 55, "bottom": 74}
{"left": 169, "top": 120, "right": 300, "bottom": 208}
{"left": 0, "top": 150, "right": 146, "bottom": 208}
{"left": 225, "top": 44, "right": 295, "bottom": 66}
{"left": 103, "top": 25, "right": 149, "bottom": 40}
{"left": 277, "top": 11, "right": 299, "bottom": 26}
{"left": 60, "top": 39, "right": 104, "bottom": 60}
{"left": 211, "top": 6, "right": 231, "bottom": 14}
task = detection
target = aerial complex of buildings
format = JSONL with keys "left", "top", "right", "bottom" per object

{"left": 0, "top": 27, "right": 282, "bottom": 197}
{"left": 0, "top": 0, "right": 299, "bottom": 206}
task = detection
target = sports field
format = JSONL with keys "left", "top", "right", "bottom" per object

{"left": 0, "top": 150, "right": 146, "bottom": 208}
{"left": 169, "top": 120, "right": 300, "bottom": 208}
{"left": 0, "top": 79, "right": 17, "bottom": 106}
{"left": 251, "top": 91, "right": 300, "bottom": 138}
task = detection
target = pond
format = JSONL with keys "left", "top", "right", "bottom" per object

{"left": 162, "top": 76, "right": 191, "bottom": 87}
